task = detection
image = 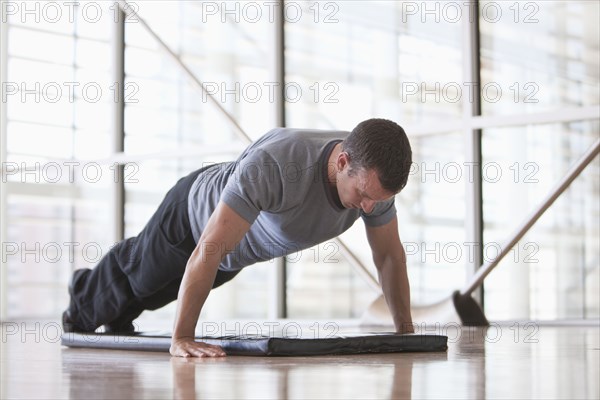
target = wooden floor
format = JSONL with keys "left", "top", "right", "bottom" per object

{"left": 1, "top": 322, "right": 598, "bottom": 399}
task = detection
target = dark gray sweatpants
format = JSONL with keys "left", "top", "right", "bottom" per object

{"left": 68, "top": 165, "right": 240, "bottom": 331}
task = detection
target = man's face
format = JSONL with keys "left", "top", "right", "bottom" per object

{"left": 336, "top": 159, "right": 395, "bottom": 213}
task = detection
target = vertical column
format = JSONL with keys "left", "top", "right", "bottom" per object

{"left": 268, "top": 0, "right": 287, "bottom": 319}
{"left": 111, "top": 9, "right": 125, "bottom": 242}
{"left": 462, "top": 1, "right": 484, "bottom": 306}
{"left": 272, "top": 0, "right": 286, "bottom": 128}
{"left": 0, "top": 11, "right": 10, "bottom": 322}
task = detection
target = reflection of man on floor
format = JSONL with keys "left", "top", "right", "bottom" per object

{"left": 63, "top": 118, "right": 414, "bottom": 357}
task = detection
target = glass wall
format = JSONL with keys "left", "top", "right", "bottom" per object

{"left": 284, "top": 1, "right": 463, "bottom": 129}
{"left": 122, "top": 1, "right": 275, "bottom": 324}
{"left": 479, "top": 0, "right": 600, "bottom": 320}
{"left": 479, "top": 0, "right": 599, "bottom": 115}
{"left": 284, "top": 1, "right": 465, "bottom": 318}
{"left": 2, "top": 2, "right": 115, "bottom": 318}
{"left": 1, "top": 0, "right": 598, "bottom": 324}
{"left": 482, "top": 122, "right": 599, "bottom": 320}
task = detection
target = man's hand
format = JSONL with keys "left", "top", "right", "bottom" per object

{"left": 396, "top": 322, "right": 415, "bottom": 334}
{"left": 170, "top": 337, "right": 226, "bottom": 358}
{"left": 171, "top": 202, "right": 251, "bottom": 358}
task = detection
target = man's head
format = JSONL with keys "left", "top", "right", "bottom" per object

{"left": 342, "top": 118, "right": 412, "bottom": 193}
{"left": 333, "top": 118, "right": 412, "bottom": 212}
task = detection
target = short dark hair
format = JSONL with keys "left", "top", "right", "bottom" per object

{"left": 342, "top": 118, "right": 412, "bottom": 193}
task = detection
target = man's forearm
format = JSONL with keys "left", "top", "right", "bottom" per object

{"left": 376, "top": 252, "right": 413, "bottom": 333}
{"left": 170, "top": 202, "right": 250, "bottom": 357}
{"left": 172, "top": 248, "right": 220, "bottom": 340}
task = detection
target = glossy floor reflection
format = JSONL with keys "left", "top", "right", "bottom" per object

{"left": 1, "top": 322, "right": 599, "bottom": 399}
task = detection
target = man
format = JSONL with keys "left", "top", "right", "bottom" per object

{"left": 63, "top": 118, "right": 414, "bottom": 358}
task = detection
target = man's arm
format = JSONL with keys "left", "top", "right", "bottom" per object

{"left": 365, "top": 216, "right": 414, "bottom": 334}
{"left": 170, "top": 201, "right": 251, "bottom": 358}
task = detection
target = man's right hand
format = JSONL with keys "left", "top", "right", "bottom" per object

{"left": 170, "top": 337, "right": 226, "bottom": 358}
{"left": 171, "top": 202, "right": 251, "bottom": 359}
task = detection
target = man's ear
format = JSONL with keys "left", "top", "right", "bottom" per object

{"left": 337, "top": 151, "right": 350, "bottom": 172}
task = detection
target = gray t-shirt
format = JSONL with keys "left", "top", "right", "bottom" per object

{"left": 187, "top": 127, "right": 396, "bottom": 271}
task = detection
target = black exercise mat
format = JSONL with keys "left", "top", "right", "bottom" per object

{"left": 62, "top": 331, "right": 448, "bottom": 356}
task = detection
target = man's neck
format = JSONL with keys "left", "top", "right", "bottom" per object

{"left": 327, "top": 143, "right": 342, "bottom": 187}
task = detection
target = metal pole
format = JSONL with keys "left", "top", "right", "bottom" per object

{"left": 112, "top": 7, "right": 125, "bottom": 242}
{"left": 461, "top": 139, "right": 600, "bottom": 296}
{"left": 462, "top": 0, "right": 484, "bottom": 306}
{"left": 0, "top": 5, "right": 10, "bottom": 323}
{"left": 270, "top": 0, "right": 287, "bottom": 319}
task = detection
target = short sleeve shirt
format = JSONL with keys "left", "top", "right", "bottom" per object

{"left": 188, "top": 128, "right": 396, "bottom": 271}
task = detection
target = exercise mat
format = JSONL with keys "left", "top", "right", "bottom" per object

{"left": 62, "top": 331, "right": 448, "bottom": 356}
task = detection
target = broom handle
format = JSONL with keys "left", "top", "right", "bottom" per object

{"left": 461, "top": 138, "right": 600, "bottom": 297}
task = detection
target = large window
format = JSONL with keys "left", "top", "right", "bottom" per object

{"left": 1, "top": 0, "right": 598, "bottom": 324}
{"left": 284, "top": 1, "right": 466, "bottom": 317}
{"left": 2, "top": 1, "right": 114, "bottom": 318}
{"left": 122, "top": 1, "right": 277, "bottom": 324}
{"left": 482, "top": 122, "right": 599, "bottom": 320}
{"left": 479, "top": 0, "right": 599, "bottom": 115}
{"left": 479, "top": 0, "right": 600, "bottom": 319}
